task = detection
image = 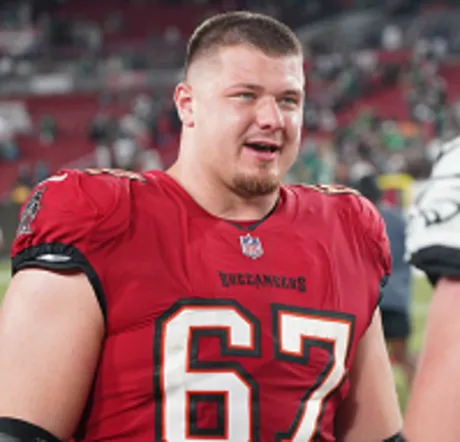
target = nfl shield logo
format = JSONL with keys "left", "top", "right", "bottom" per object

{"left": 239, "top": 234, "right": 264, "bottom": 259}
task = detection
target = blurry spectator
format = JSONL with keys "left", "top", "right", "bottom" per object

{"left": 11, "top": 184, "right": 31, "bottom": 205}
{"left": 87, "top": 24, "right": 103, "bottom": 53}
{"left": 303, "top": 102, "right": 319, "bottom": 132}
{"left": 0, "top": 0, "right": 458, "bottom": 201}
{"left": 335, "top": 163, "right": 350, "bottom": 185}
{"left": 168, "top": 104, "right": 181, "bottom": 133}
{"left": 381, "top": 120, "right": 405, "bottom": 152}
{"left": 89, "top": 113, "right": 112, "bottom": 145}
{"left": 16, "top": 164, "right": 33, "bottom": 188}
{"left": 432, "top": 36, "right": 448, "bottom": 60}
{"left": 38, "top": 114, "right": 57, "bottom": 145}
{"left": 113, "top": 135, "right": 137, "bottom": 170}
{"left": 153, "top": 113, "right": 174, "bottom": 149}
{"left": 119, "top": 112, "right": 147, "bottom": 141}
{"left": 382, "top": 24, "right": 403, "bottom": 51}
{"left": 137, "top": 148, "right": 163, "bottom": 172}
{"left": 295, "top": 139, "right": 335, "bottom": 184}
{"left": 95, "top": 144, "right": 112, "bottom": 169}
{"left": 34, "top": 160, "right": 50, "bottom": 184}
{"left": 0, "top": 115, "right": 19, "bottom": 162}
{"left": 0, "top": 56, "right": 14, "bottom": 77}
{"left": 318, "top": 107, "right": 337, "bottom": 133}
{"left": 10, "top": 165, "right": 33, "bottom": 205}
{"left": 163, "top": 26, "right": 181, "bottom": 45}
{"left": 133, "top": 93, "right": 153, "bottom": 121}
{"left": 104, "top": 11, "right": 124, "bottom": 34}
{"left": 349, "top": 154, "right": 376, "bottom": 183}
{"left": 89, "top": 113, "right": 114, "bottom": 168}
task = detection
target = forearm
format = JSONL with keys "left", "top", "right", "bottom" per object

{"left": 404, "top": 278, "right": 460, "bottom": 441}
{"left": 336, "top": 310, "right": 402, "bottom": 441}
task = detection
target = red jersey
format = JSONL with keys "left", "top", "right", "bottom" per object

{"left": 11, "top": 169, "right": 391, "bottom": 442}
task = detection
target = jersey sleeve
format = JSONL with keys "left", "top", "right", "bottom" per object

{"left": 406, "top": 138, "right": 460, "bottom": 285}
{"left": 354, "top": 195, "right": 392, "bottom": 317}
{"left": 10, "top": 169, "right": 131, "bottom": 320}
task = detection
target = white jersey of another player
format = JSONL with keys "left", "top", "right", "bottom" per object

{"left": 404, "top": 136, "right": 460, "bottom": 442}
{"left": 406, "top": 137, "right": 460, "bottom": 284}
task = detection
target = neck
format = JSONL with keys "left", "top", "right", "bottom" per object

{"left": 166, "top": 160, "right": 280, "bottom": 221}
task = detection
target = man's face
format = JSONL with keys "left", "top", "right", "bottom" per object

{"left": 176, "top": 44, "right": 305, "bottom": 198}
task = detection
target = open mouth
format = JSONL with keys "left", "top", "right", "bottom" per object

{"left": 244, "top": 143, "right": 280, "bottom": 153}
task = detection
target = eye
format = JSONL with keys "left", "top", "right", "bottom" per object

{"left": 280, "top": 96, "right": 299, "bottom": 106}
{"left": 236, "top": 92, "right": 256, "bottom": 100}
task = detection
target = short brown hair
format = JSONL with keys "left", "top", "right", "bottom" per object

{"left": 185, "top": 11, "right": 303, "bottom": 73}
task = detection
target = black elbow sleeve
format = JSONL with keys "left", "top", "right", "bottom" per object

{"left": 0, "top": 417, "right": 60, "bottom": 442}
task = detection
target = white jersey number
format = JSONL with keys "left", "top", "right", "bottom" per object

{"left": 154, "top": 300, "right": 353, "bottom": 442}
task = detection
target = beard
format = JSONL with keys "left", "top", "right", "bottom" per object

{"left": 231, "top": 169, "right": 280, "bottom": 198}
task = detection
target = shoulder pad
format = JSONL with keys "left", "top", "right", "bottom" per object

{"left": 12, "top": 169, "right": 131, "bottom": 269}
{"left": 15, "top": 169, "right": 131, "bottom": 243}
{"left": 296, "top": 184, "right": 391, "bottom": 281}
{"left": 10, "top": 169, "right": 135, "bottom": 320}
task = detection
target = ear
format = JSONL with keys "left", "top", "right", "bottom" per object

{"left": 174, "top": 82, "right": 194, "bottom": 128}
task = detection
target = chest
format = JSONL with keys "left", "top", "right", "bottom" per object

{"left": 95, "top": 207, "right": 377, "bottom": 440}
{"left": 106, "top": 212, "right": 369, "bottom": 338}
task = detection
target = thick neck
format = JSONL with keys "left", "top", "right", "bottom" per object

{"left": 166, "top": 156, "right": 280, "bottom": 222}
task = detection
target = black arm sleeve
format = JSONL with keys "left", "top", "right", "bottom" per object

{"left": 0, "top": 417, "right": 60, "bottom": 442}
{"left": 383, "top": 432, "right": 407, "bottom": 442}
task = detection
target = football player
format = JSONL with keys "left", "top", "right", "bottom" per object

{"left": 355, "top": 174, "right": 416, "bottom": 387}
{"left": 0, "top": 11, "right": 402, "bottom": 442}
{"left": 404, "top": 138, "right": 460, "bottom": 441}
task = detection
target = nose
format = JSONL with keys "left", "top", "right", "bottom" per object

{"left": 255, "top": 97, "right": 285, "bottom": 131}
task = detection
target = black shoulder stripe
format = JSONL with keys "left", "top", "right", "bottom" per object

{"left": 12, "top": 242, "right": 107, "bottom": 323}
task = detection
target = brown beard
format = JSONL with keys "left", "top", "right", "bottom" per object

{"left": 232, "top": 172, "right": 279, "bottom": 198}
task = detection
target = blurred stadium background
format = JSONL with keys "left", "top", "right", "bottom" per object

{"left": 0, "top": 0, "right": 455, "bottom": 409}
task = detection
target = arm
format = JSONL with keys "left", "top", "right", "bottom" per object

{"left": 335, "top": 309, "right": 402, "bottom": 442}
{"left": 0, "top": 268, "right": 104, "bottom": 440}
{"left": 403, "top": 277, "right": 460, "bottom": 442}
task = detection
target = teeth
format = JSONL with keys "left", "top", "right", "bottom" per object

{"left": 246, "top": 143, "right": 278, "bottom": 152}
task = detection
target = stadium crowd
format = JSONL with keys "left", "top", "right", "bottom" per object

{"left": 1, "top": 0, "right": 460, "bottom": 205}
{"left": 1, "top": 1, "right": 460, "bottom": 440}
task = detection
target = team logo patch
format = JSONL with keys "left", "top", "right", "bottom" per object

{"left": 239, "top": 233, "right": 264, "bottom": 259}
{"left": 16, "top": 187, "right": 45, "bottom": 236}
